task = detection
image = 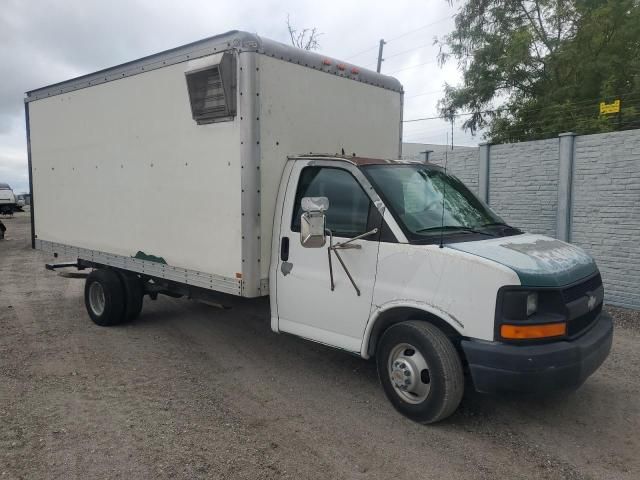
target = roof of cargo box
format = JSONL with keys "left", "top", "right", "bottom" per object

{"left": 25, "top": 30, "right": 403, "bottom": 102}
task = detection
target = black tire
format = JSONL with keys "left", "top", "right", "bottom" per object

{"left": 376, "top": 320, "right": 464, "bottom": 424}
{"left": 117, "top": 271, "right": 144, "bottom": 321}
{"left": 84, "top": 269, "right": 127, "bottom": 326}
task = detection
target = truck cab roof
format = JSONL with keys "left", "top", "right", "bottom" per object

{"left": 290, "top": 154, "right": 442, "bottom": 169}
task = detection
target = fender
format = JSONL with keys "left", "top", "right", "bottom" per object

{"left": 360, "top": 300, "right": 464, "bottom": 359}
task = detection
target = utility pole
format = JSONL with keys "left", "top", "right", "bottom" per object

{"left": 376, "top": 39, "right": 386, "bottom": 73}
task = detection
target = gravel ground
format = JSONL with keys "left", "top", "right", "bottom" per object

{"left": 607, "top": 305, "right": 640, "bottom": 333}
{"left": 1, "top": 212, "right": 639, "bottom": 480}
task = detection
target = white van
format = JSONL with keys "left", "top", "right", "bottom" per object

{"left": 0, "top": 183, "right": 18, "bottom": 214}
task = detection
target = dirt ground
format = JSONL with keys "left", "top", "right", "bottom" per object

{"left": 1, "top": 212, "right": 639, "bottom": 480}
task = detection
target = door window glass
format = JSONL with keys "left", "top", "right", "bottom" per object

{"left": 292, "top": 167, "right": 370, "bottom": 237}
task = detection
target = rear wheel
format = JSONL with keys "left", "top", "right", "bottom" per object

{"left": 117, "top": 271, "right": 144, "bottom": 321}
{"left": 84, "top": 269, "right": 126, "bottom": 326}
{"left": 376, "top": 320, "right": 464, "bottom": 424}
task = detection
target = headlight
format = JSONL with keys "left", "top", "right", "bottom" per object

{"left": 499, "top": 289, "right": 562, "bottom": 321}
{"left": 526, "top": 292, "right": 538, "bottom": 317}
{"left": 497, "top": 288, "right": 567, "bottom": 342}
{"left": 501, "top": 290, "right": 536, "bottom": 320}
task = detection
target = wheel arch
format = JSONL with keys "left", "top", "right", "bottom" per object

{"left": 361, "top": 302, "right": 464, "bottom": 359}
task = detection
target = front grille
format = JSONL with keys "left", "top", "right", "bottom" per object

{"left": 562, "top": 273, "right": 602, "bottom": 303}
{"left": 563, "top": 273, "right": 604, "bottom": 337}
{"left": 567, "top": 303, "right": 602, "bottom": 337}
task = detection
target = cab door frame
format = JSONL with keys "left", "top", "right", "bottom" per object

{"left": 269, "top": 157, "right": 404, "bottom": 353}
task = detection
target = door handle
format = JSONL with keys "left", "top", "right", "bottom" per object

{"left": 280, "top": 236, "right": 290, "bottom": 261}
{"left": 333, "top": 243, "right": 362, "bottom": 250}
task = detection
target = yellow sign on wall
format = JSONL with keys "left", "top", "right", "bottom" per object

{"left": 600, "top": 99, "right": 621, "bottom": 115}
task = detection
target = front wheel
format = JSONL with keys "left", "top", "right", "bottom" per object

{"left": 376, "top": 321, "right": 464, "bottom": 424}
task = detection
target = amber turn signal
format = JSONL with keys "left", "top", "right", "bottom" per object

{"left": 500, "top": 322, "right": 566, "bottom": 339}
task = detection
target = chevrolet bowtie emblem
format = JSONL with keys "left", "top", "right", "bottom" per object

{"left": 587, "top": 294, "right": 597, "bottom": 311}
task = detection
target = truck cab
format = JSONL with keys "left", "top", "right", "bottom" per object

{"left": 271, "top": 155, "right": 613, "bottom": 423}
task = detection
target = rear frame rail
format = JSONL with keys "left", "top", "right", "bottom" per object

{"left": 45, "top": 261, "right": 86, "bottom": 271}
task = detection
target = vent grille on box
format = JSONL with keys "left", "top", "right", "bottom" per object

{"left": 187, "top": 67, "right": 227, "bottom": 122}
{"left": 185, "top": 52, "right": 236, "bottom": 125}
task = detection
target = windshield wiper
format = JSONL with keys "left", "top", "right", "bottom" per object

{"left": 481, "top": 222, "right": 522, "bottom": 233}
{"left": 416, "top": 225, "right": 495, "bottom": 236}
{"left": 481, "top": 222, "right": 510, "bottom": 227}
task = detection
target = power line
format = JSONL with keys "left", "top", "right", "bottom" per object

{"left": 384, "top": 41, "right": 433, "bottom": 61}
{"left": 404, "top": 131, "right": 460, "bottom": 143}
{"left": 402, "top": 94, "right": 640, "bottom": 144}
{"left": 402, "top": 92, "right": 640, "bottom": 123}
{"left": 344, "top": 45, "right": 379, "bottom": 61}
{"left": 403, "top": 125, "right": 455, "bottom": 135}
{"left": 362, "top": 56, "right": 439, "bottom": 72}
{"left": 387, "top": 59, "right": 439, "bottom": 75}
{"left": 343, "top": 14, "right": 452, "bottom": 61}
{"left": 405, "top": 89, "right": 443, "bottom": 99}
{"left": 405, "top": 113, "right": 640, "bottom": 140}
{"left": 385, "top": 15, "right": 453, "bottom": 43}
{"left": 405, "top": 116, "right": 639, "bottom": 144}
{"left": 403, "top": 114, "right": 640, "bottom": 145}
{"left": 404, "top": 112, "right": 473, "bottom": 123}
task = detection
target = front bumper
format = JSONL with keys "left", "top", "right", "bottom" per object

{"left": 461, "top": 312, "right": 613, "bottom": 394}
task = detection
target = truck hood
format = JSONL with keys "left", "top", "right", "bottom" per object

{"left": 448, "top": 233, "right": 597, "bottom": 287}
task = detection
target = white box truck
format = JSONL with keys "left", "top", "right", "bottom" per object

{"left": 27, "top": 31, "right": 612, "bottom": 423}
{"left": 0, "top": 183, "right": 21, "bottom": 214}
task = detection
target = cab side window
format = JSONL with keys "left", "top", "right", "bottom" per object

{"left": 291, "top": 167, "right": 371, "bottom": 238}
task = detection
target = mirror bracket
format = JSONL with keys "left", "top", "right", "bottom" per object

{"left": 326, "top": 228, "right": 378, "bottom": 296}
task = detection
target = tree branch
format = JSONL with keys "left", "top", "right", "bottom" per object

{"left": 285, "top": 15, "right": 321, "bottom": 50}
{"left": 519, "top": 1, "right": 552, "bottom": 54}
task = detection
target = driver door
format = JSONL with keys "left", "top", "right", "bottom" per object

{"left": 275, "top": 161, "right": 381, "bottom": 353}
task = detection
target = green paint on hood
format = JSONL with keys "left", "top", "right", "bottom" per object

{"left": 133, "top": 251, "right": 167, "bottom": 265}
{"left": 448, "top": 234, "right": 597, "bottom": 287}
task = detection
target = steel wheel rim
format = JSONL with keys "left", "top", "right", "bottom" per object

{"left": 89, "top": 281, "right": 106, "bottom": 316}
{"left": 387, "top": 342, "right": 431, "bottom": 404}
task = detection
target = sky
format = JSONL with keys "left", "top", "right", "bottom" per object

{"left": 0, "top": 0, "right": 480, "bottom": 194}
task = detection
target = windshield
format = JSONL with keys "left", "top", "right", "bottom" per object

{"left": 363, "top": 164, "right": 506, "bottom": 240}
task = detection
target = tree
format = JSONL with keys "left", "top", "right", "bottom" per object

{"left": 438, "top": 0, "right": 640, "bottom": 143}
{"left": 286, "top": 15, "right": 322, "bottom": 51}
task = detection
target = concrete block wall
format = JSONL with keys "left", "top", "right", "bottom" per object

{"left": 404, "top": 128, "right": 640, "bottom": 309}
{"left": 428, "top": 148, "right": 480, "bottom": 195}
{"left": 489, "top": 139, "right": 559, "bottom": 238}
{"left": 571, "top": 130, "right": 640, "bottom": 309}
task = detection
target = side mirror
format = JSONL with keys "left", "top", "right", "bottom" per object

{"left": 300, "top": 196, "right": 329, "bottom": 248}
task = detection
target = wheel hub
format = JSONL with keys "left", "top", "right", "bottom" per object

{"left": 391, "top": 358, "right": 417, "bottom": 391}
{"left": 89, "top": 281, "right": 106, "bottom": 316}
{"left": 387, "top": 342, "right": 431, "bottom": 404}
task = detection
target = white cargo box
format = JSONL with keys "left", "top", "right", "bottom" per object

{"left": 26, "top": 30, "right": 403, "bottom": 297}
